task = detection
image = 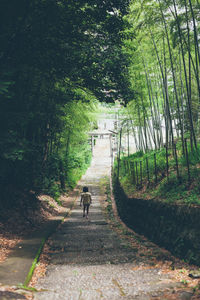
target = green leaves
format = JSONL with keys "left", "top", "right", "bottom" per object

{"left": 0, "top": 0, "right": 132, "bottom": 204}
{"left": 0, "top": 80, "right": 13, "bottom": 97}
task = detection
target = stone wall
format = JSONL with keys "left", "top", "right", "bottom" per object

{"left": 113, "top": 176, "right": 200, "bottom": 266}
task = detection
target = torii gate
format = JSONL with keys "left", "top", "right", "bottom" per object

{"left": 88, "top": 131, "right": 116, "bottom": 160}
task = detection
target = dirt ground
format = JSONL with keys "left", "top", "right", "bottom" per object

{"left": 0, "top": 191, "right": 76, "bottom": 299}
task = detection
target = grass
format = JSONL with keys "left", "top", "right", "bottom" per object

{"left": 24, "top": 237, "right": 46, "bottom": 287}
{"left": 117, "top": 141, "right": 200, "bottom": 206}
{"left": 17, "top": 284, "right": 39, "bottom": 292}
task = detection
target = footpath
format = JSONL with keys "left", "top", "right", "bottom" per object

{"left": 0, "top": 189, "right": 80, "bottom": 299}
{"left": 0, "top": 138, "right": 198, "bottom": 299}
{"left": 34, "top": 139, "right": 196, "bottom": 300}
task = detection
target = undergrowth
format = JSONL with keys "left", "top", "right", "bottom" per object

{"left": 116, "top": 141, "right": 200, "bottom": 205}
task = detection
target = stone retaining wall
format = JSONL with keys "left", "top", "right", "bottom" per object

{"left": 113, "top": 176, "right": 200, "bottom": 266}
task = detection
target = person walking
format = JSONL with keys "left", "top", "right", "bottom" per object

{"left": 80, "top": 186, "right": 92, "bottom": 219}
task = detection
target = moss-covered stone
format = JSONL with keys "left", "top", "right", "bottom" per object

{"left": 113, "top": 175, "right": 200, "bottom": 266}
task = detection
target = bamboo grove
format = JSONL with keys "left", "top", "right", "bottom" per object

{"left": 124, "top": 0, "right": 200, "bottom": 154}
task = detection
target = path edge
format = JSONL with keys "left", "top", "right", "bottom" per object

{"left": 25, "top": 192, "right": 79, "bottom": 287}
{"left": 109, "top": 168, "right": 136, "bottom": 235}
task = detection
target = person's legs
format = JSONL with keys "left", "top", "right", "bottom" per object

{"left": 83, "top": 205, "right": 86, "bottom": 217}
{"left": 86, "top": 204, "right": 90, "bottom": 218}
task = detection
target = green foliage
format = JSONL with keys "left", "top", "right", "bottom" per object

{"left": 0, "top": 0, "right": 132, "bottom": 205}
{"left": 66, "top": 144, "right": 92, "bottom": 189}
{"left": 122, "top": 0, "right": 200, "bottom": 157}
{"left": 117, "top": 140, "right": 200, "bottom": 205}
{"left": 129, "top": 150, "right": 144, "bottom": 159}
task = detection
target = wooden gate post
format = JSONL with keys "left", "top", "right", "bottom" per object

{"left": 165, "top": 145, "right": 169, "bottom": 182}
{"left": 185, "top": 138, "right": 191, "bottom": 183}
{"left": 132, "top": 162, "right": 136, "bottom": 184}
{"left": 173, "top": 143, "right": 180, "bottom": 180}
{"left": 146, "top": 157, "right": 150, "bottom": 186}
{"left": 136, "top": 161, "right": 139, "bottom": 187}
{"left": 140, "top": 161, "right": 142, "bottom": 187}
{"left": 154, "top": 153, "right": 157, "bottom": 184}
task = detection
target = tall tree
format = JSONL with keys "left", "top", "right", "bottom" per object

{"left": 0, "top": 0, "right": 131, "bottom": 204}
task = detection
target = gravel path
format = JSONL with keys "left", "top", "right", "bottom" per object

{"left": 34, "top": 139, "right": 184, "bottom": 300}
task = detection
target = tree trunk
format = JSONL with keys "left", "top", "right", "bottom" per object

{"left": 171, "top": 0, "right": 197, "bottom": 150}
{"left": 160, "top": 0, "right": 185, "bottom": 154}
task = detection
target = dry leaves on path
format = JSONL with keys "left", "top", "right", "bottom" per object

{"left": 0, "top": 191, "right": 77, "bottom": 298}
{"left": 99, "top": 182, "right": 200, "bottom": 300}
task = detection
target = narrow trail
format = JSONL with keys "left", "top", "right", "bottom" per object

{"left": 34, "top": 139, "right": 187, "bottom": 300}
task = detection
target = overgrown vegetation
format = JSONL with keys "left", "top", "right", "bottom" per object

{"left": 0, "top": 0, "right": 131, "bottom": 206}
{"left": 120, "top": 0, "right": 200, "bottom": 156}
{"left": 1, "top": 0, "right": 200, "bottom": 210}
{"left": 116, "top": 140, "right": 200, "bottom": 205}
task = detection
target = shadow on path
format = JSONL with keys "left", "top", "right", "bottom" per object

{"left": 34, "top": 139, "right": 185, "bottom": 300}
